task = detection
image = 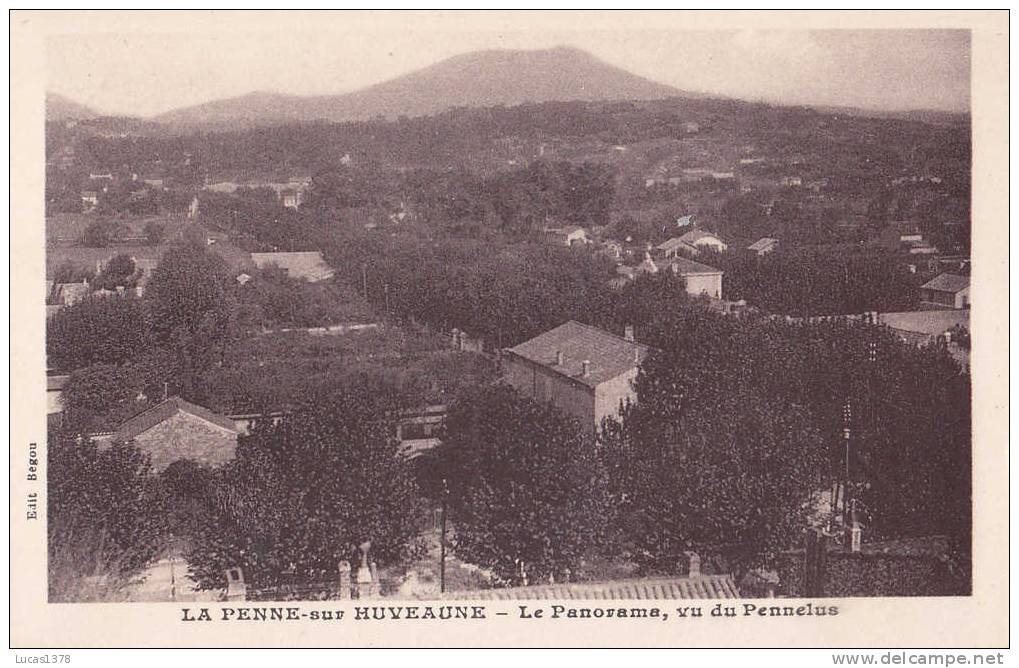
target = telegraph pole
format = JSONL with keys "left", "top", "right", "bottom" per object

{"left": 439, "top": 477, "right": 448, "bottom": 594}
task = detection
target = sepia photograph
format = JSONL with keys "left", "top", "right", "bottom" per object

{"left": 9, "top": 9, "right": 1009, "bottom": 650}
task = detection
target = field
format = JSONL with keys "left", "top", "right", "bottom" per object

{"left": 46, "top": 212, "right": 189, "bottom": 244}
{"left": 45, "top": 238, "right": 254, "bottom": 279}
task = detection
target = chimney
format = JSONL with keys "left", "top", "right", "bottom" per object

{"left": 555, "top": 350, "right": 565, "bottom": 366}
{"left": 624, "top": 325, "right": 635, "bottom": 342}
{"left": 581, "top": 360, "right": 590, "bottom": 377}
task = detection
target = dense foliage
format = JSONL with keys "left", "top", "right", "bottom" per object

{"left": 439, "top": 384, "right": 613, "bottom": 583}
{"left": 47, "top": 294, "right": 152, "bottom": 371}
{"left": 181, "top": 390, "right": 423, "bottom": 589}
{"left": 601, "top": 307, "right": 971, "bottom": 574}
{"left": 48, "top": 436, "right": 168, "bottom": 601}
{"left": 143, "top": 243, "right": 238, "bottom": 395}
{"left": 710, "top": 248, "right": 927, "bottom": 315}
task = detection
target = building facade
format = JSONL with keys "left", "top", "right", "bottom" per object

{"left": 919, "top": 273, "right": 970, "bottom": 309}
{"left": 502, "top": 321, "right": 648, "bottom": 434}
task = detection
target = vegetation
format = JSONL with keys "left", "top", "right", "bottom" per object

{"left": 600, "top": 308, "right": 970, "bottom": 575}
{"left": 439, "top": 385, "right": 613, "bottom": 583}
{"left": 46, "top": 294, "right": 151, "bottom": 371}
{"left": 181, "top": 390, "right": 423, "bottom": 589}
{"left": 48, "top": 436, "right": 168, "bottom": 601}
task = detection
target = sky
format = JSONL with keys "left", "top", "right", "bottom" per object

{"left": 47, "top": 28, "right": 970, "bottom": 117}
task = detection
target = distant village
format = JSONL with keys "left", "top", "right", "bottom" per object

{"left": 44, "top": 96, "right": 972, "bottom": 604}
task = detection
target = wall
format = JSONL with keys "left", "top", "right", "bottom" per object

{"left": 684, "top": 273, "right": 723, "bottom": 299}
{"left": 503, "top": 355, "right": 597, "bottom": 434}
{"left": 47, "top": 389, "right": 63, "bottom": 415}
{"left": 775, "top": 551, "right": 969, "bottom": 598}
{"left": 130, "top": 412, "right": 238, "bottom": 471}
{"left": 593, "top": 369, "right": 639, "bottom": 430}
{"left": 921, "top": 288, "right": 968, "bottom": 309}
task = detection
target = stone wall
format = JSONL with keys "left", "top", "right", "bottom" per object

{"left": 131, "top": 412, "right": 238, "bottom": 471}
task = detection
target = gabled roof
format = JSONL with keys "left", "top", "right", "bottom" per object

{"left": 921, "top": 273, "right": 969, "bottom": 294}
{"left": 114, "top": 396, "right": 238, "bottom": 442}
{"left": 251, "top": 251, "right": 334, "bottom": 282}
{"left": 453, "top": 574, "right": 739, "bottom": 600}
{"left": 677, "top": 229, "right": 725, "bottom": 246}
{"left": 748, "top": 237, "right": 778, "bottom": 252}
{"left": 56, "top": 282, "right": 91, "bottom": 304}
{"left": 545, "top": 225, "right": 585, "bottom": 236}
{"left": 506, "top": 320, "right": 648, "bottom": 388}
{"left": 665, "top": 256, "right": 722, "bottom": 276}
{"left": 656, "top": 237, "right": 691, "bottom": 252}
{"left": 879, "top": 310, "right": 969, "bottom": 337}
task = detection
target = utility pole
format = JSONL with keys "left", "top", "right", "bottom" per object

{"left": 841, "top": 399, "right": 852, "bottom": 529}
{"left": 439, "top": 477, "right": 448, "bottom": 594}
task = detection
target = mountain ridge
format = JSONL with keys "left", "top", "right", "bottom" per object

{"left": 151, "top": 46, "right": 690, "bottom": 128}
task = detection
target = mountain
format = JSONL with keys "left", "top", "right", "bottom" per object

{"left": 46, "top": 93, "right": 100, "bottom": 121}
{"left": 152, "top": 46, "right": 688, "bottom": 129}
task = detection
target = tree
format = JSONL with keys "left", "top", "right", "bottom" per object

{"left": 439, "top": 384, "right": 613, "bottom": 583}
{"left": 82, "top": 219, "right": 125, "bottom": 247}
{"left": 92, "top": 253, "right": 138, "bottom": 291}
{"left": 144, "top": 220, "right": 166, "bottom": 245}
{"left": 60, "top": 363, "right": 145, "bottom": 434}
{"left": 601, "top": 308, "right": 828, "bottom": 573}
{"left": 48, "top": 435, "right": 168, "bottom": 601}
{"left": 182, "top": 389, "right": 422, "bottom": 589}
{"left": 46, "top": 295, "right": 152, "bottom": 371}
{"left": 143, "top": 243, "right": 237, "bottom": 396}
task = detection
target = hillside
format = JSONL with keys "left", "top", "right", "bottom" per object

{"left": 46, "top": 93, "right": 100, "bottom": 121}
{"left": 152, "top": 46, "right": 687, "bottom": 128}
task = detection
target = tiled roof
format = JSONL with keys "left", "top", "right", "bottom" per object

{"left": 114, "top": 396, "right": 238, "bottom": 442}
{"left": 921, "top": 273, "right": 969, "bottom": 294}
{"left": 655, "top": 237, "right": 691, "bottom": 252}
{"left": 665, "top": 256, "right": 722, "bottom": 276}
{"left": 56, "top": 282, "right": 91, "bottom": 305}
{"left": 748, "top": 237, "right": 778, "bottom": 252}
{"left": 677, "top": 230, "right": 724, "bottom": 246}
{"left": 453, "top": 575, "right": 740, "bottom": 600}
{"left": 879, "top": 310, "right": 969, "bottom": 337}
{"left": 545, "top": 225, "right": 584, "bottom": 235}
{"left": 506, "top": 321, "right": 648, "bottom": 388}
{"left": 251, "top": 251, "right": 335, "bottom": 282}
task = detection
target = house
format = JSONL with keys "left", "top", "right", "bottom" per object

{"left": 544, "top": 226, "right": 588, "bottom": 247}
{"left": 250, "top": 251, "right": 335, "bottom": 283}
{"left": 80, "top": 191, "right": 99, "bottom": 209}
{"left": 654, "top": 237, "right": 690, "bottom": 259}
{"left": 54, "top": 280, "right": 91, "bottom": 306}
{"left": 281, "top": 189, "right": 302, "bottom": 209}
{"left": 47, "top": 374, "right": 70, "bottom": 415}
{"left": 111, "top": 397, "right": 240, "bottom": 471}
{"left": 878, "top": 310, "right": 969, "bottom": 347}
{"left": 658, "top": 230, "right": 728, "bottom": 257}
{"left": 781, "top": 176, "right": 803, "bottom": 187}
{"left": 919, "top": 274, "right": 970, "bottom": 309}
{"left": 663, "top": 256, "right": 724, "bottom": 299}
{"left": 502, "top": 321, "right": 648, "bottom": 434}
{"left": 748, "top": 238, "right": 779, "bottom": 256}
